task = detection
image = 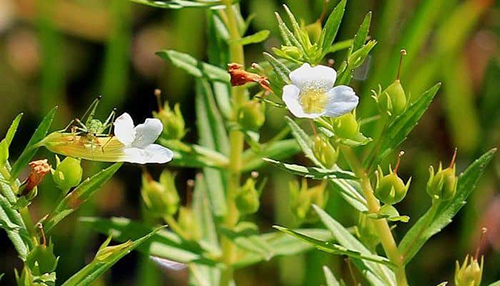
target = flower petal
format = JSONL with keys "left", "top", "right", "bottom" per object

{"left": 132, "top": 118, "right": 163, "bottom": 148}
{"left": 113, "top": 113, "right": 136, "bottom": 146}
{"left": 122, "top": 144, "right": 173, "bottom": 164}
{"left": 282, "top": 84, "right": 322, "bottom": 119}
{"left": 324, "top": 86, "right": 359, "bottom": 117}
{"left": 289, "top": 63, "right": 337, "bottom": 90}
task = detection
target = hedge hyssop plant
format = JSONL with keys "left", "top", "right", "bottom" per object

{"left": 0, "top": 0, "right": 496, "bottom": 286}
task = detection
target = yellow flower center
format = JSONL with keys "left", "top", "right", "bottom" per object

{"left": 299, "top": 89, "right": 328, "bottom": 114}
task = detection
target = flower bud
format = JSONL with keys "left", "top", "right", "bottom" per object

{"left": 238, "top": 100, "right": 265, "bottom": 131}
{"left": 281, "top": 46, "right": 302, "bottom": 59}
{"left": 374, "top": 154, "right": 410, "bottom": 205}
{"left": 427, "top": 150, "right": 458, "bottom": 201}
{"left": 235, "top": 177, "right": 260, "bottom": 215}
{"left": 290, "top": 179, "right": 328, "bottom": 224}
{"left": 348, "top": 40, "right": 377, "bottom": 69}
{"left": 332, "top": 112, "right": 359, "bottom": 139}
{"left": 52, "top": 156, "right": 83, "bottom": 191}
{"left": 141, "top": 170, "right": 179, "bottom": 218}
{"left": 20, "top": 159, "right": 51, "bottom": 199}
{"left": 313, "top": 135, "right": 338, "bottom": 169}
{"left": 455, "top": 255, "right": 483, "bottom": 286}
{"left": 177, "top": 207, "right": 201, "bottom": 241}
{"left": 153, "top": 90, "right": 186, "bottom": 140}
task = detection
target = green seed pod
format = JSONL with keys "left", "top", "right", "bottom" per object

{"left": 374, "top": 154, "right": 411, "bottom": 205}
{"left": 313, "top": 135, "right": 338, "bottom": 169}
{"left": 178, "top": 207, "right": 201, "bottom": 241}
{"left": 235, "top": 177, "right": 260, "bottom": 215}
{"left": 289, "top": 179, "right": 328, "bottom": 224}
{"left": 238, "top": 100, "right": 265, "bottom": 131}
{"left": 26, "top": 243, "right": 58, "bottom": 276}
{"left": 376, "top": 80, "right": 407, "bottom": 116}
{"left": 332, "top": 112, "right": 359, "bottom": 139}
{"left": 455, "top": 255, "right": 483, "bottom": 286}
{"left": 427, "top": 149, "right": 458, "bottom": 201}
{"left": 153, "top": 100, "right": 186, "bottom": 140}
{"left": 52, "top": 156, "right": 83, "bottom": 190}
{"left": 141, "top": 170, "right": 180, "bottom": 218}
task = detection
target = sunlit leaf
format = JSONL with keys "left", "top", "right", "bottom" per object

{"left": 319, "top": 0, "right": 346, "bottom": 56}
{"left": 264, "top": 158, "right": 356, "bottom": 180}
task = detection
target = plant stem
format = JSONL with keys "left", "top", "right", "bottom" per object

{"left": 163, "top": 215, "right": 190, "bottom": 240}
{"left": 220, "top": 1, "right": 246, "bottom": 286}
{"left": 341, "top": 146, "right": 408, "bottom": 286}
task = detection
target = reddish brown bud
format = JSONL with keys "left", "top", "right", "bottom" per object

{"left": 228, "top": 63, "right": 272, "bottom": 93}
{"left": 22, "top": 159, "right": 51, "bottom": 195}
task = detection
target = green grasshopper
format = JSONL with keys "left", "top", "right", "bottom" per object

{"left": 65, "top": 96, "right": 116, "bottom": 153}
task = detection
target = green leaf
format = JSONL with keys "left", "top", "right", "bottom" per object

{"left": 241, "top": 139, "right": 300, "bottom": 172}
{"left": 285, "top": 117, "right": 323, "bottom": 166}
{"left": 489, "top": 281, "right": 500, "bottom": 286}
{"left": 62, "top": 228, "right": 160, "bottom": 286}
{"left": 192, "top": 174, "right": 219, "bottom": 250}
{"left": 3, "top": 113, "right": 23, "bottom": 147}
{"left": 264, "top": 158, "right": 356, "bottom": 180}
{"left": 263, "top": 52, "right": 291, "bottom": 85}
{"left": 399, "top": 149, "right": 496, "bottom": 264}
{"left": 131, "top": 0, "right": 233, "bottom": 9}
{"left": 313, "top": 205, "right": 396, "bottom": 286}
{"left": 352, "top": 12, "right": 372, "bottom": 52}
{"left": 370, "top": 83, "right": 441, "bottom": 171}
{"left": 274, "top": 12, "right": 307, "bottom": 58}
{"left": 11, "top": 107, "right": 57, "bottom": 179}
{"left": 156, "top": 50, "right": 230, "bottom": 83}
{"left": 43, "top": 163, "right": 122, "bottom": 232}
{"left": 319, "top": 0, "right": 346, "bottom": 56}
{"left": 220, "top": 223, "right": 275, "bottom": 261}
{"left": 82, "top": 217, "right": 219, "bottom": 266}
{"left": 233, "top": 228, "right": 333, "bottom": 269}
{"left": 366, "top": 205, "right": 409, "bottom": 223}
{"left": 0, "top": 195, "right": 31, "bottom": 260}
{"left": 323, "top": 266, "right": 340, "bottom": 286}
{"left": 274, "top": 226, "right": 394, "bottom": 267}
{"left": 235, "top": 30, "right": 270, "bottom": 45}
{"left": 195, "top": 79, "right": 229, "bottom": 217}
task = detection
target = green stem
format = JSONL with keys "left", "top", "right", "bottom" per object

{"left": 341, "top": 146, "right": 408, "bottom": 286}
{"left": 220, "top": 1, "right": 246, "bottom": 286}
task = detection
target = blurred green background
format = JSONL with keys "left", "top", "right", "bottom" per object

{"left": 0, "top": 0, "right": 499, "bottom": 285}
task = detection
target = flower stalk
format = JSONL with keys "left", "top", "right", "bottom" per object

{"left": 341, "top": 146, "right": 408, "bottom": 286}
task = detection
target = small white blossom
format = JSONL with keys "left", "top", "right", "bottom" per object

{"left": 282, "top": 63, "right": 359, "bottom": 118}
{"left": 113, "top": 113, "right": 173, "bottom": 164}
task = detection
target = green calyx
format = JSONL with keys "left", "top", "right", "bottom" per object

{"left": 455, "top": 255, "right": 483, "bottom": 286}
{"left": 374, "top": 80, "right": 407, "bottom": 117}
{"left": 332, "top": 112, "right": 359, "bottom": 139}
{"left": 313, "top": 135, "right": 338, "bottom": 169}
{"left": 141, "top": 170, "right": 180, "bottom": 218}
{"left": 289, "top": 179, "right": 328, "bottom": 224}
{"left": 238, "top": 100, "right": 265, "bottom": 131}
{"left": 153, "top": 102, "right": 186, "bottom": 140}
{"left": 374, "top": 164, "right": 411, "bottom": 205}
{"left": 427, "top": 149, "right": 458, "bottom": 201}
{"left": 235, "top": 177, "right": 260, "bottom": 215}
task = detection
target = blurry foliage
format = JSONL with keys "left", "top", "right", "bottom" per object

{"left": 0, "top": 0, "right": 498, "bottom": 285}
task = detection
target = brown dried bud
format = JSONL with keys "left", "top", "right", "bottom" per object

{"left": 22, "top": 159, "right": 51, "bottom": 196}
{"left": 228, "top": 63, "right": 272, "bottom": 93}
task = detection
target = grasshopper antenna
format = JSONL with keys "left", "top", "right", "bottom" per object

{"left": 82, "top": 95, "right": 103, "bottom": 126}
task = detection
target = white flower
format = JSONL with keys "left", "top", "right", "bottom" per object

{"left": 113, "top": 112, "right": 173, "bottom": 164}
{"left": 282, "top": 63, "right": 359, "bottom": 118}
{"left": 42, "top": 112, "right": 173, "bottom": 164}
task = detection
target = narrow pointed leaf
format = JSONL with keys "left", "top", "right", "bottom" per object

{"left": 0, "top": 195, "right": 31, "bottom": 259}
{"left": 157, "top": 50, "right": 230, "bottom": 83}
{"left": 274, "top": 226, "right": 394, "bottom": 267}
{"left": 323, "top": 266, "right": 340, "bottom": 286}
{"left": 264, "top": 158, "right": 356, "bottom": 180}
{"left": 11, "top": 107, "right": 57, "bottom": 178}
{"left": 319, "top": 0, "right": 346, "bottom": 55}
{"left": 236, "top": 30, "right": 270, "bottom": 45}
{"left": 44, "top": 163, "right": 122, "bottom": 232}
{"left": 352, "top": 12, "right": 372, "bottom": 52}
{"left": 264, "top": 52, "right": 291, "bottom": 85}
{"left": 399, "top": 149, "right": 496, "bottom": 264}
{"left": 62, "top": 228, "right": 160, "bottom": 286}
